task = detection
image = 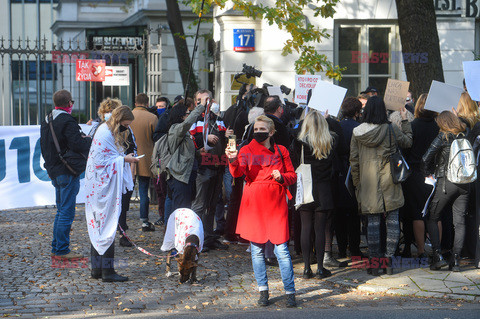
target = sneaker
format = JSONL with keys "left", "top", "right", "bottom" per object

{"left": 265, "top": 257, "right": 278, "bottom": 267}
{"left": 286, "top": 294, "right": 297, "bottom": 308}
{"left": 154, "top": 218, "right": 165, "bottom": 226}
{"left": 119, "top": 236, "right": 133, "bottom": 247}
{"left": 56, "top": 251, "right": 83, "bottom": 259}
{"left": 142, "top": 222, "right": 155, "bottom": 232}
{"left": 222, "top": 235, "right": 238, "bottom": 244}
{"left": 237, "top": 237, "right": 250, "bottom": 246}
{"left": 207, "top": 239, "right": 229, "bottom": 250}
{"left": 257, "top": 290, "right": 269, "bottom": 307}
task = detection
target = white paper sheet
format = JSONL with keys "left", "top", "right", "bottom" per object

{"left": 424, "top": 80, "right": 464, "bottom": 113}
{"left": 463, "top": 61, "right": 480, "bottom": 101}
{"left": 307, "top": 80, "right": 347, "bottom": 118}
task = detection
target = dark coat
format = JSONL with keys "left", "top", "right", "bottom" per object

{"left": 405, "top": 117, "right": 439, "bottom": 169}
{"left": 293, "top": 133, "right": 338, "bottom": 210}
{"left": 266, "top": 113, "right": 292, "bottom": 148}
{"left": 223, "top": 101, "right": 249, "bottom": 144}
{"left": 153, "top": 109, "right": 170, "bottom": 143}
{"left": 40, "top": 110, "right": 92, "bottom": 179}
{"left": 422, "top": 132, "right": 457, "bottom": 179}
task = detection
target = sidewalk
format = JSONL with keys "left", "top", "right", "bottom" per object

{"left": 0, "top": 206, "right": 479, "bottom": 317}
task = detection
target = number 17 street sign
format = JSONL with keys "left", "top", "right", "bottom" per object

{"left": 234, "top": 29, "right": 255, "bottom": 52}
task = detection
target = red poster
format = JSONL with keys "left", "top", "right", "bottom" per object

{"left": 75, "top": 59, "right": 106, "bottom": 82}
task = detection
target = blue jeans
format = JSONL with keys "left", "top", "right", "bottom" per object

{"left": 250, "top": 242, "right": 295, "bottom": 294}
{"left": 223, "top": 168, "right": 233, "bottom": 202}
{"left": 51, "top": 174, "right": 80, "bottom": 255}
{"left": 164, "top": 196, "right": 173, "bottom": 224}
{"left": 137, "top": 176, "right": 150, "bottom": 222}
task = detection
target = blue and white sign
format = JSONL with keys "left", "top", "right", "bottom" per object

{"left": 234, "top": 29, "right": 255, "bottom": 52}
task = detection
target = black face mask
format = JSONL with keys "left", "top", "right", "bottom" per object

{"left": 119, "top": 125, "right": 128, "bottom": 132}
{"left": 253, "top": 132, "right": 270, "bottom": 143}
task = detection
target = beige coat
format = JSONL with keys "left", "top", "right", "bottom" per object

{"left": 131, "top": 107, "right": 158, "bottom": 177}
{"left": 350, "top": 121, "right": 413, "bottom": 214}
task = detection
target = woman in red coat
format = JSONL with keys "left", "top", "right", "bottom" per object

{"left": 226, "top": 115, "right": 297, "bottom": 308}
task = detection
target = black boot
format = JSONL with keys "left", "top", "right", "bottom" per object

{"left": 286, "top": 294, "right": 297, "bottom": 308}
{"left": 316, "top": 267, "right": 332, "bottom": 279}
{"left": 449, "top": 253, "right": 461, "bottom": 272}
{"left": 101, "top": 242, "right": 128, "bottom": 282}
{"left": 323, "top": 252, "right": 348, "bottom": 268}
{"left": 257, "top": 290, "right": 269, "bottom": 307}
{"left": 368, "top": 258, "right": 380, "bottom": 276}
{"left": 430, "top": 249, "right": 448, "bottom": 270}
{"left": 90, "top": 245, "right": 102, "bottom": 279}
{"left": 385, "top": 257, "right": 393, "bottom": 275}
{"left": 303, "top": 267, "right": 313, "bottom": 279}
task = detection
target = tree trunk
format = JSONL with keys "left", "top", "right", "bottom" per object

{"left": 166, "top": 0, "right": 198, "bottom": 97}
{"left": 395, "top": 0, "right": 444, "bottom": 99}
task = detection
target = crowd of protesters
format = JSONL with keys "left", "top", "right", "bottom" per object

{"left": 40, "top": 83, "right": 480, "bottom": 308}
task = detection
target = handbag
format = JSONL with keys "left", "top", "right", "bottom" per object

{"left": 49, "top": 113, "right": 88, "bottom": 176}
{"left": 388, "top": 124, "right": 411, "bottom": 184}
{"left": 295, "top": 144, "right": 315, "bottom": 209}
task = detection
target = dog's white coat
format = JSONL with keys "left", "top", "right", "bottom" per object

{"left": 161, "top": 208, "right": 204, "bottom": 254}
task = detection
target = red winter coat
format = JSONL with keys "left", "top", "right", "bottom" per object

{"left": 229, "top": 139, "right": 296, "bottom": 244}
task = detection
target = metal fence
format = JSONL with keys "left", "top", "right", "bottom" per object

{"left": 0, "top": 32, "right": 154, "bottom": 126}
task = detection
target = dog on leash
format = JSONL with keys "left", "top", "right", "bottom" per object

{"left": 161, "top": 208, "right": 204, "bottom": 283}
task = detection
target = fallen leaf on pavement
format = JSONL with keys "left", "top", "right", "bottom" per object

{"left": 462, "top": 286, "right": 469, "bottom": 291}
{"left": 203, "top": 302, "right": 209, "bottom": 306}
{"left": 337, "top": 304, "right": 345, "bottom": 307}
{"left": 352, "top": 279, "right": 359, "bottom": 283}
{"left": 185, "top": 306, "right": 190, "bottom": 309}
{"left": 118, "top": 302, "right": 122, "bottom": 306}
{"left": 122, "top": 308, "right": 131, "bottom": 312}
{"left": 399, "top": 284, "right": 408, "bottom": 287}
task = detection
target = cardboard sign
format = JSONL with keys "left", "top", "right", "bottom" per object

{"left": 267, "top": 86, "right": 285, "bottom": 104}
{"left": 384, "top": 79, "right": 410, "bottom": 110}
{"left": 463, "top": 61, "right": 480, "bottom": 101}
{"left": 308, "top": 80, "right": 347, "bottom": 117}
{"left": 295, "top": 75, "right": 322, "bottom": 104}
{"left": 103, "top": 66, "right": 130, "bottom": 86}
{"left": 424, "top": 80, "right": 464, "bottom": 113}
{"left": 75, "top": 59, "right": 106, "bottom": 82}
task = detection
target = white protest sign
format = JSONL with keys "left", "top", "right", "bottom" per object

{"left": 384, "top": 79, "right": 410, "bottom": 110}
{"left": 308, "top": 80, "right": 347, "bottom": 117}
{"left": 103, "top": 66, "right": 130, "bottom": 86}
{"left": 295, "top": 75, "right": 321, "bottom": 104}
{"left": 463, "top": 61, "right": 480, "bottom": 101}
{"left": 267, "top": 86, "right": 285, "bottom": 104}
{"left": 424, "top": 80, "right": 464, "bottom": 113}
{"left": 0, "top": 125, "right": 90, "bottom": 210}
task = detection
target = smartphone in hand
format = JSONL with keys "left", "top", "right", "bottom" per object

{"left": 135, "top": 154, "right": 145, "bottom": 159}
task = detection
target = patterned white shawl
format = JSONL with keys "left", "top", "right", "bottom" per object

{"left": 85, "top": 123, "right": 134, "bottom": 255}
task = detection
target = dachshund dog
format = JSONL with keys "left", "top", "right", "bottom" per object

{"left": 161, "top": 208, "right": 204, "bottom": 284}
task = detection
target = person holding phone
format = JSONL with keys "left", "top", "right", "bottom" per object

{"left": 226, "top": 115, "right": 297, "bottom": 308}
{"left": 85, "top": 105, "right": 139, "bottom": 282}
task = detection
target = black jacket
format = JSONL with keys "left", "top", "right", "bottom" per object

{"left": 266, "top": 113, "right": 292, "bottom": 148}
{"left": 405, "top": 117, "right": 439, "bottom": 170}
{"left": 223, "top": 101, "right": 249, "bottom": 144}
{"left": 422, "top": 132, "right": 457, "bottom": 178}
{"left": 153, "top": 109, "right": 170, "bottom": 142}
{"left": 40, "top": 110, "right": 92, "bottom": 179}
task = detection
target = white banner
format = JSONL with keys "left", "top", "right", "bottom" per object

{"left": 0, "top": 124, "right": 91, "bottom": 211}
{"left": 103, "top": 66, "right": 130, "bottom": 86}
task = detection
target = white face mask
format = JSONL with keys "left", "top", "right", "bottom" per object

{"left": 211, "top": 103, "right": 220, "bottom": 115}
{"left": 104, "top": 112, "right": 112, "bottom": 121}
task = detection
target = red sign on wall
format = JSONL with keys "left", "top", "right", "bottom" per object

{"left": 75, "top": 59, "right": 106, "bottom": 82}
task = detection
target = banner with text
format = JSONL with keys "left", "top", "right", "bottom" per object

{"left": 0, "top": 125, "right": 91, "bottom": 211}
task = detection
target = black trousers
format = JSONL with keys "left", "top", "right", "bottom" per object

{"left": 427, "top": 178, "right": 469, "bottom": 254}
{"left": 224, "top": 176, "right": 244, "bottom": 239}
{"left": 118, "top": 189, "right": 133, "bottom": 232}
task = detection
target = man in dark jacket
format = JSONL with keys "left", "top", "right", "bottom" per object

{"left": 263, "top": 96, "right": 292, "bottom": 147}
{"left": 40, "top": 89, "right": 92, "bottom": 259}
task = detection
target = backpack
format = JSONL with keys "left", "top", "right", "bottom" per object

{"left": 446, "top": 135, "right": 477, "bottom": 184}
{"left": 150, "top": 134, "right": 172, "bottom": 177}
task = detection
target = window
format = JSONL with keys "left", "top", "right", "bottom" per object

{"left": 335, "top": 23, "right": 399, "bottom": 97}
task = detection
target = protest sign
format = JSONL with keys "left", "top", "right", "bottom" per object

{"left": 295, "top": 75, "right": 321, "bottom": 105}
{"left": 424, "top": 80, "right": 464, "bottom": 113}
{"left": 103, "top": 66, "right": 130, "bottom": 86}
{"left": 267, "top": 86, "right": 285, "bottom": 104}
{"left": 76, "top": 59, "right": 106, "bottom": 82}
{"left": 384, "top": 79, "right": 410, "bottom": 110}
{"left": 308, "top": 80, "right": 347, "bottom": 117}
{"left": 463, "top": 61, "right": 480, "bottom": 101}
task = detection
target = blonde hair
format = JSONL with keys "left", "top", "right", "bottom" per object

{"left": 254, "top": 115, "right": 275, "bottom": 133}
{"left": 457, "top": 92, "right": 480, "bottom": 129}
{"left": 107, "top": 105, "right": 134, "bottom": 151}
{"left": 98, "top": 97, "right": 122, "bottom": 120}
{"left": 298, "top": 110, "right": 333, "bottom": 160}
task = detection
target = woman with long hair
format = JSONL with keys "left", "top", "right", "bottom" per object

{"left": 85, "top": 105, "right": 139, "bottom": 282}
{"left": 293, "top": 110, "right": 338, "bottom": 279}
{"left": 350, "top": 96, "right": 412, "bottom": 276}
{"left": 401, "top": 94, "right": 439, "bottom": 259}
{"left": 423, "top": 111, "right": 469, "bottom": 272}
{"left": 88, "top": 97, "right": 123, "bottom": 136}
{"left": 226, "top": 115, "right": 297, "bottom": 308}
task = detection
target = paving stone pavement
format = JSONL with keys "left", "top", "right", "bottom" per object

{"left": 1, "top": 205, "right": 480, "bottom": 318}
